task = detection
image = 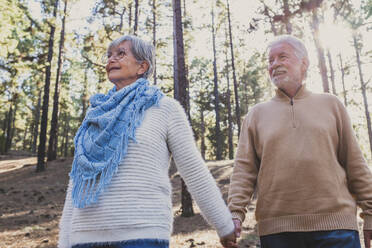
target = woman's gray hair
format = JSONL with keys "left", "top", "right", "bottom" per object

{"left": 268, "top": 35, "right": 310, "bottom": 66}
{"left": 107, "top": 35, "right": 154, "bottom": 79}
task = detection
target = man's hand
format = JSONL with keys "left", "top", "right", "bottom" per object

{"left": 220, "top": 231, "right": 237, "bottom": 248}
{"left": 233, "top": 218, "right": 242, "bottom": 238}
{"left": 364, "top": 230, "right": 372, "bottom": 248}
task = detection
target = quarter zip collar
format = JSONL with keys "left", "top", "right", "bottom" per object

{"left": 273, "top": 84, "right": 311, "bottom": 128}
{"left": 273, "top": 84, "right": 311, "bottom": 102}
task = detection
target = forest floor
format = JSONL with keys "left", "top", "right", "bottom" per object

{"left": 0, "top": 154, "right": 366, "bottom": 248}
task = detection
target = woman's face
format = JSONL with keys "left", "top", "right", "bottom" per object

{"left": 105, "top": 41, "right": 147, "bottom": 89}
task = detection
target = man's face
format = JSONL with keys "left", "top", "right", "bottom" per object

{"left": 268, "top": 42, "right": 306, "bottom": 91}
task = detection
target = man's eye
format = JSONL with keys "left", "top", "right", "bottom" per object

{"left": 118, "top": 51, "right": 126, "bottom": 57}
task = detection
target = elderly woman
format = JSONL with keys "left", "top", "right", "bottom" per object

{"left": 58, "top": 35, "right": 236, "bottom": 248}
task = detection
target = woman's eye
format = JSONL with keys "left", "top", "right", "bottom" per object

{"left": 118, "top": 51, "right": 126, "bottom": 57}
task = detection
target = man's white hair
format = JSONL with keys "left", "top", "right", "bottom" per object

{"left": 268, "top": 35, "right": 310, "bottom": 77}
{"left": 268, "top": 35, "right": 309, "bottom": 65}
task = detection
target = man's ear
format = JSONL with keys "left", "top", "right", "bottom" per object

{"left": 137, "top": 61, "right": 149, "bottom": 76}
{"left": 301, "top": 57, "right": 309, "bottom": 74}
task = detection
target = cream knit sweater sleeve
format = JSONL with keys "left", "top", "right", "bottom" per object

{"left": 166, "top": 98, "right": 235, "bottom": 237}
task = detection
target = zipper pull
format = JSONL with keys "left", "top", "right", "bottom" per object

{"left": 290, "top": 99, "right": 293, "bottom": 105}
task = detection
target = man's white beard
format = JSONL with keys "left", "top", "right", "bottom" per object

{"left": 272, "top": 75, "right": 292, "bottom": 88}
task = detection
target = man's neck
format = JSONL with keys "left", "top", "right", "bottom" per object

{"left": 280, "top": 84, "right": 302, "bottom": 98}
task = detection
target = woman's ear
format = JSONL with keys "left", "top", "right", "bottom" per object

{"left": 137, "top": 61, "right": 149, "bottom": 76}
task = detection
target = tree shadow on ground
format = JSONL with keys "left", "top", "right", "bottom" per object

{"left": 173, "top": 212, "right": 212, "bottom": 235}
{"left": 238, "top": 223, "right": 260, "bottom": 248}
{"left": 0, "top": 158, "right": 70, "bottom": 232}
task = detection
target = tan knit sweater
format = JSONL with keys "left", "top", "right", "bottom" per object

{"left": 228, "top": 84, "right": 372, "bottom": 236}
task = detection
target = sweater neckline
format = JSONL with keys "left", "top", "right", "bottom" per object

{"left": 274, "top": 84, "right": 311, "bottom": 101}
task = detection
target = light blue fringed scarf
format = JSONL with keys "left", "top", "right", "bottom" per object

{"left": 70, "top": 78, "right": 163, "bottom": 208}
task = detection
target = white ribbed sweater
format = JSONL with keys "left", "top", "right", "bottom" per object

{"left": 58, "top": 96, "right": 234, "bottom": 248}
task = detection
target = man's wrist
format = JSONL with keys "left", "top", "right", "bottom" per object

{"left": 231, "top": 211, "right": 244, "bottom": 223}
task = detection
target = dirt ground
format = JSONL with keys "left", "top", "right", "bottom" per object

{"left": 0, "top": 155, "right": 366, "bottom": 248}
{"left": 0, "top": 155, "right": 259, "bottom": 248}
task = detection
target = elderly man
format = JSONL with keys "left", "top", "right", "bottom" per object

{"left": 228, "top": 35, "right": 372, "bottom": 248}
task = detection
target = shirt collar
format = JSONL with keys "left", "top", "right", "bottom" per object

{"left": 274, "top": 84, "right": 311, "bottom": 101}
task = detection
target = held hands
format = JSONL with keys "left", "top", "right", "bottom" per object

{"left": 365, "top": 230, "right": 372, "bottom": 248}
{"left": 220, "top": 218, "right": 242, "bottom": 248}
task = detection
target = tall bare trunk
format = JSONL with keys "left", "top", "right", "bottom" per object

{"left": 128, "top": 2, "right": 132, "bottom": 29}
{"left": 211, "top": 5, "right": 222, "bottom": 160}
{"left": 311, "top": 9, "right": 329, "bottom": 93}
{"left": 37, "top": 0, "right": 59, "bottom": 172}
{"left": 224, "top": 24, "right": 234, "bottom": 160}
{"left": 32, "top": 83, "right": 42, "bottom": 153}
{"left": 338, "top": 54, "right": 348, "bottom": 107}
{"left": 118, "top": 8, "right": 125, "bottom": 31}
{"left": 327, "top": 49, "right": 336, "bottom": 95}
{"left": 152, "top": 0, "right": 157, "bottom": 85}
{"left": 226, "top": 0, "right": 241, "bottom": 136}
{"left": 133, "top": 0, "right": 139, "bottom": 34}
{"left": 225, "top": 57, "right": 234, "bottom": 159}
{"left": 23, "top": 124, "right": 29, "bottom": 150}
{"left": 172, "top": 0, "right": 194, "bottom": 217}
{"left": 5, "top": 105, "right": 13, "bottom": 153}
{"left": 81, "top": 69, "right": 89, "bottom": 122}
{"left": 48, "top": 0, "right": 67, "bottom": 161}
{"left": 10, "top": 101, "right": 17, "bottom": 151}
{"left": 63, "top": 114, "right": 70, "bottom": 157}
{"left": 200, "top": 107, "right": 206, "bottom": 160}
{"left": 283, "top": 0, "right": 292, "bottom": 34}
{"left": 353, "top": 34, "right": 372, "bottom": 157}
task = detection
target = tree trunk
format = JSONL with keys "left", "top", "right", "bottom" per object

{"left": 152, "top": 0, "right": 157, "bottom": 85}
{"left": 225, "top": 59, "right": 234, "bottom": 159}
{"left": 32, "top": 84, "right": 42, "bottom": 153}
{"left": 4, "top": 93, "right": 18, "bottom": 153}
{"left": 23, "top": 124, "right": 29, "bottom": 150}
{"left": 182, "top": 0, "right": 191, "bottom": 119}
{"left": 226, "top": 0, "right": 241, "bottom": 137}
{"left": 353, "top": 34, "right": 372, "bottom": 157}
{"left": 10, "top": 101, "right": 17, "bottom": 152}
{"left": 133, "top": 0, "right": 139, "bottom": 34}
{"left": 172, "top": 0, "right": 194, "bottom": 217}
{"left": 63, "top": 115, "right": 70, "bottom": 157}
{"left": 5, "top": 105, "right": 13, "bottom": 153}
{"left": 81, "top": 69, "right": 89, "bottom": 122}
{"left": 338, "top": 54, "right": 348, "bottom": 107}
{"left": 128, "top": 2, "right": 132, "bottom": 29}
{"left": 327, "top": 49, "right": 336, "bottom": 95}
{"left": 0, "top": 111, "right": 9, "bottom": 154}
{"left": 283, "top": 0, "right": 292, "bottom": 34}
{"left": 118, "top": 8, "right": 125, "bottom": 31}
{"left": 200, "top": 107, "right": 206, "bottom": 160}
{"left": 48, "top": 0, "right": 67, "bottom": 161}
{"left": 211, "top": 5, "right": 222, "bottom": 160}
{"left": 37, "top": 0, "right": 59, "bottom": 172}
{"left": 311, "top": 9, "right": 329, "bottom": 93}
